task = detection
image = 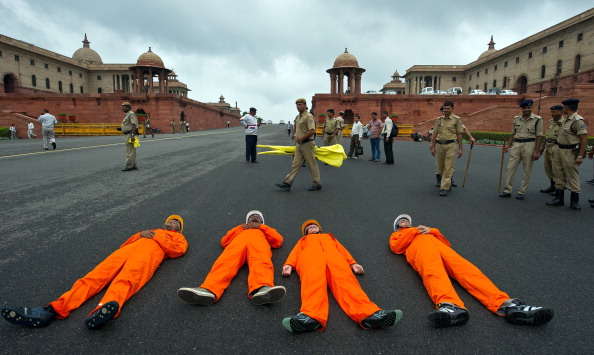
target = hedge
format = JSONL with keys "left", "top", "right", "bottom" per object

{"left": 466, "top": 131, "right": 594, "bottom": 149}
{"left": 0, "top": 127, "right": 9, "bottom": 138}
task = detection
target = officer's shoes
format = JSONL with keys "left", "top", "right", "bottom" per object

{"left": 177, "top": 287, "right": 216, "bottom": 306}
{"left": 585, "top": 179, "right": 594, "bottom": 184}
{"left": 439, "top": 189, "right": 448, "bottom": 196}
{"left": 275, "top": 182, "right": 291, "bottom": 191}
{"left": 251, "top": 285, "right": 286, "bottom": 306}
{"left": 515, "top": 194, "right": 525, "bottom": 200}
{"left": 307, "top": 185, "right": 322, "bottom": 191}
{"left": 499, "top": 192, "right": 511, "bottom": 198}
{"left": 505, "top": 302, "right": 554, "bottom": 325}
{"left": 428, "top": 303, "right": 469, "bottom": 328}
{"left": 282, "top": 313, "right": 322, "bottom": 333}
{"left": 1, "top": 306, "right": 55, "bottom": 328}
{"left": 362, "top": 309, "right": 403, "bottom": 329}
{"left": 85, "top": 301, "right": 119, "bottom": 329}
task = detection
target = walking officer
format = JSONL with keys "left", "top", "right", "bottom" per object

{"left": 429, "top": 101, "right": 463, "bottom": 196}
{"left": 539, "top": 105, "right": 565, "bottom": 194}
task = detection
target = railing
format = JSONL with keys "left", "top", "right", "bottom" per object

{"left": 54, "top": 123, "right": 147, "bottom": 136}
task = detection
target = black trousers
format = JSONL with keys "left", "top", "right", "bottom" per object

{"left": 383, "top": 138, "right": 394, "bottom": 163}
{"left": 245, "top": 135, "right": 258, "bottom": 162}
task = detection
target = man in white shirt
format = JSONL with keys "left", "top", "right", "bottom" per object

{"left": 240, "top": 107, "right": 260, "bottom": 163}
{"left": 381, "top": 111, "right": 394, "bottom": 165}
{"left": 9, "top": 124, "right": 17, "bottom": 140}
{"left": 347, "top": 115, "right": 363, "bottom": 159}
{"left": 28, "top": 122, "right": 36, "bottom": 139}
{"left": 37, "top": 109, "right": 58, "bottom": 150}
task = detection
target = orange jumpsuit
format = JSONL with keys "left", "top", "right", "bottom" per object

{"left": 200, "top": 224, "right": 283, "bottom": 299}
{"left": 49, "top": 229, "right": 188, "bottom": 318}
{"left": 284, "top": 233, "right": 380, "bottom": 330}
{"left": 389, "top": 227, "right": 509, "bottom": 314}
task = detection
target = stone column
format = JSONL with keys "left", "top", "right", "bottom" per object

{"left": 338, "top": 69, "right": 344, "bottom": 95}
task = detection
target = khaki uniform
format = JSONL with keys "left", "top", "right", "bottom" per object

{"left": 170, "top": 121, "right": 175, "bottom": 134}
{"left": 553, "top": 113, "right": 588, "bottom": 193}
{"left": 336, "top": 117, "right": 344, "bottom": 143}
{"left": 322, "top": 117, "right": 340, "bottom": 146}
{"left": 121, "top": 111, "right": 139, "bottom": 169}
{"left": 542, "top": 117, "right": 564, "bottom": 180}
{"left": 433, "top": 114, "right": 463, "bottom": 190}
{"left": 283, "top": 111, "right": 321, "bottom": 187}
{"left": 503, "top": 114, "right": 543, "bottom": 195}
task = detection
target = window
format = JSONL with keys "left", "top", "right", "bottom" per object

{"left": 58, "top": 81, "right": 63, "bottom": 93}
{"left": 528, "top": 52, "right": 533, "bottom": 59}
{"left": 69, "top": 70, "right": 72, "bottom": 76}
{"left": 515, "top": 57, "right": 520, "bottom": 64}
{"left": 57, "top": 67, "right": 61, "bottom": 73}
{"left": 494, "top": 65, "right": 498, "bottom": 71}
{"left": 452, "top": 77, "right": 457, "bottom": 82}
{"left": 574, "top": 55, "right": 581, "bottom": 73}
{"left": 0, "top": 50, "right": 3, "bottom": 57}
{"left": 30, "top": 59, "right": 35, "bottom": 65}
{"left": 469, "top": 74, "right": 472, "bottom": 80}
{"left": 32, "top": 75, "right": 37, "bottom": 87}
{"left": 44, "top": 63, "right": 48, "bottom": 69}
{"left": 577, "top": 33, "right": 583, "bottom": 41}
{"left": 504, "top": 61, "right": 508, "bottom": 68}
{"left": 493, "top": 80, "right": 497, "bottom": 88}
{"left": 503, "top": 76, "right": 508, "bottom": 89}
{"left": 80, "top": 86, "right": 84, "bottom": 93}
{"left": 485, "top": 68, "right": 488, "bottom": 74}
{"left": 79, "top": 73, "right": 83, "bottom": 78}
{"left": 541, "top": 65, "right": 546, "bottom": 79}
{"left": 14, "top": 55, "right": 19, "bottom": 61}
{"left": 542, "top": 46, "right": 547, "bottom": 54}
{"left": 45, "top": 78, "right": 50, "bottom": 89}
{"left": 559, "top": 40, "right": 564, "bottom": 48}
{"left": 97, "top": 75, "right": 101, "bottom": 80}
{"left": 69, "top": 83, "right": 74, "bottom": 93}
{"left": 556, "top": 60, "right": 562, "bottom": 75}
{"left": 98, "top": 88, "right": 102, "bottom": 93}
{"left": 477, "top": 71, "right": 480, "bottom": 78}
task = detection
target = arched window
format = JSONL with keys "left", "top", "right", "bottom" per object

{"left": 69, "top": 83, "right": 74, "bottom": 93}
{"left": 574, "top": 55, "right": 581, "bottom": 73}
{"left": 80, "top": 86, "right": 84, "bottom": 93}
{"left": 540, "top": 65, "right": 546, "bottom": 79}
{"left": 493, "top": 80, "right": 497, "bottom": 88}
{"left": 98, "top": 88, "right": 102, "bottom": 93}
{"left": 58, "top": 81, "right": 63, "bottom": 93}
{"left": 45, "top": 78, "right": 50, "bottom": 89}
{"left": 32, "top": 75, "right": 36, "bottom": 87}
{"left": 556, "top": 60, "right": 562, "bottom": 75}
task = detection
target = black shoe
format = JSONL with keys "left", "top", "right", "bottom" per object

{"left": 540, "top": 186, "right": 555, "bottom": 193}
{"left": 439, "top": 189, "right": 448, "bottom": 196}
{"left": 1, "top": 306, "right": 54, "bottom": 328}
{"left": 44, "top": 148, "right": 49, "bottom": 150}
{"left": 505, "top": 302, "right": 554, "bottom": 325}
{"left": 122, "top": 168, "right": 134, "bottom": 172}
{"left": 51, "top": 142, "right": 56, "bottom": 150}
{"left": 451, "top": 181, "right": 457, "bottom": 187}
{"left": 428, "top": 303, "right": 469, "bottom": 328}
{"left": 308, "top": 185, "right": 322, "bottom": 191}
{"left": 570, "top": 191, "right": 581, "bottom": 211}
{"left": 131, "top": 166, "right": 138, "bottom": 170}
{"left": 589, "top": 199, "right": 594, "bottom": 203}
{"left": 361, "top": 309, "right": 403, "bottom": 329}
{"left": 85, "top": 301, "right": 119, "bottom": 329}
{"left": 251, "top": 161, "right": 259, "bottom": 163}
{"left": 515, "top": 194, "right": 525, "bottom": 200}
{"left": 585, "top": 179, "right": 594, "bottom": 184}
{"left": 275, "top": 182, "right": 291, "bottom": 191}
{"left": 282, "top": 313, "right": 322, "bottom": 333}
{"left": 499, "top": 192, "right": 511, "bottom": 198}
{"left": 546, "top": 190, "right": 564, "bottom": 206}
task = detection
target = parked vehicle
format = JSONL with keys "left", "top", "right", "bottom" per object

{"left": 447, "top": 87, "right": 463, "bottom": 95}
{"left": 420, "top": 87, "right": 434, "bottom": 95}
{"left": 365, "top": 90, "right": 379, "bottom": 94}
{"left": 385, "top": 90, "right": 397, "bottom": 94}
{"left": 279, "top": 120, "right": 285, "bottom": 125}
{"left": 435, "top": 90, "right": 448, "bottom": 95}
{"left": 500, "top": 89, "right": 518, "bottom": 95}
{"left": 487, "top": 87, "right": 501, "bottom": 95}
{"left": 469, "top": 89, "right": 486, "bottom": 95}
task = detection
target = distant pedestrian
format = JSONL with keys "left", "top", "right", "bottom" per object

{"left": 287, "top": 122, "right": 293, "bottom": 137}
{"left": 227, "top": 120, "right": 230, "bottom": 128}
{"left": 143, "top": 114, "right": 154, "bottom": 138}
{"left": 186, "top": 121, "right": 190, "bottom": 132}
{"left": 347, "top": 114, "right": 363, "bottom": 159}
{"left": 120, "top": 102, "right": 139, "bottom": 172}
{"left": 240, "top": 107, "right": 260, "bottom": 163}
{"left": 9, "top": 124, "right": 16, "bottom": 140}
{"left": 381, "top": 111, "right": 394, "bottom": 165}
{"left": 367, "top": 112, "right": 383, "bottom": 162}
{"left": 170, "top": 120, "right": 175, "bottom": 134}
{"left": 37, "top": 109, "right": 58, "bottom": 150}
{"left": 28, "top": 122, "right": 36, "bottom": 139}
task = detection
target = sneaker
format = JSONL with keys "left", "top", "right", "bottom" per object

{"left": 1, "top": 306, "right": 54, "bottom": 328}
{"left": 275, "top": 182, "right": 291, "bottom": 191}
{"left": 427, "top": 303, "right": 469, "bottom": 328}
{"left": 177, "top": 287, "right": 216, "bottom": 305}
{"left": 362, "top": 309, "right": 403, "bottom": 329}
{"left": 85, "top": 301, "right": 119, "bottom": 329}
{"left": 505, "top": 301, "right": 554, "bottom": 325}
{"left": 251, "top": 285, "right": 286, "bottom": 305}
{"left": 282, "top": 313, "right": 322, "bottom": 333}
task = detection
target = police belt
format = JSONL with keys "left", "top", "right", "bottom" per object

{"left": 545, "top": 139, "right": 557, "bottom": 144}
{"left": 556, "top": 143, "right": 578, "bottom": 149}
{"left": 436, "top": 140, "right": 457, "bottom": 144}
{"left": 299, "top": 139, "right": 313, "bottom": 144}
{"left": 514, "top": 138, "right": 535, "bottom": 143}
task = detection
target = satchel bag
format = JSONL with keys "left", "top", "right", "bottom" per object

{"left": 355, "top": 145, "right": 364, "bottom": 155}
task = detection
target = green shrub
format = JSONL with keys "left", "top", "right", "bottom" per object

{"left": 0, "top": 127, "right": 9, "bottom": 138}
{"left": 466, "top": 131, "right": 594, "bottom": 149}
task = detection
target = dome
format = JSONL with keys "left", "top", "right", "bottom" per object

{"left": 72, "top": 34, "right": 103, "bottom": 64}
{"left": 478, "top": 36, "right": 497, "bottom": 60}
{"left": 136, "top": 47, "right": 165, "bottom": 68}
{"left": 333, "top": 48, "right": 359, "bottom": 68}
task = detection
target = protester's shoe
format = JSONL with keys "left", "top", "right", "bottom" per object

{"left": 275, "top": 182, "right": 291, "bottom": 191}
{"left": 1, "top": 306, "right": 54, "bottom": 328}
{"left": 499, "top": 192, "right": 511, "bottom": 198}
{"left": 515, "top": 194, "right": 525, "bottom": 200}
{"left": 51, "top": 142, "right": 56, "bottom": 150}
{"left": 282, "top": 313, "right": 322, "bottom": 333}
{"left": 505, "top": 301, "right": 554, "bottom": 325}
{"left": 362, "top": 309, "right": 403, "bottom": 329}
{"left": 439, "top": 189, "right": 448, "bottom": 196}
{"left": 251, "top": 285, "right": 286, "bottom": 305}
{"left": 307, "top": 185, "right": 322, "bottom": 191}
{"left": 177, "top": 287, "right": 216, "bottom": 305}
{"left": 428, "top": 303, "right": 469, "bottom": 328}
{"left": 85, "top": 301, "right": 119, "bottom": 329}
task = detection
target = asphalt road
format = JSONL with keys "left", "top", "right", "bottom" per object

{"left": 0, "top": 126, "right": 593, "bottom": 354}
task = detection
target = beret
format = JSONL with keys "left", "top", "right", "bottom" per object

{"left": 519, "top": 99, "right": 533, "bottom": 107}
{"left": 561, "top": 98, "right": 580, "bottom": 106}
{"left": 550, "top": 105, "right": 563, "bottom": 111}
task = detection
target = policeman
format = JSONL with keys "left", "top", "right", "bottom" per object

{"left": 322, "top": 109, "right": 339, "bottom": 146}
{"left": 546, "top": 98, "right": 588, "bottom": 210}
{"left": 120, "top": 102, "right": 139, "bottom": 172}
{"left": 539, "top": 105, "right": 565, "bottom": 194}
{"left": 429, "top": 101, "right": 463, "bottom": 196}
{"left": 499, "top": 99, "right": 543, "bottom": 200}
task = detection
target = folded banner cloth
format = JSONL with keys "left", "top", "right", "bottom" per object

{"left": 128, "top": 137, "right": 141, "bottom": 148}
{"left": 257, "top": 144, "right": 346, "bottom": 167}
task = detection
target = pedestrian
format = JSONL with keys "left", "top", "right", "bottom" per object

{"left": 120, "top": 102, "right": 139, "bottom": 172}
{"left": 322, "top": 109, "right": 340, "bottom": 147}
{"left": 240, "top": 107, "right": 260, "bottom": 163}
{"left": 499, "top": 99, "right": 543, "bottom": 200}
{"left": 227, "top": 120, "right": 230, "bottom": 128}
{"left": 143, "top": 114, "right": 155, "bottom": 138}
{"left": 347, "top": 114, "right": 363, "bottom": 159}
{"left": 275, "top": 98, "right": 322, "bottom": 191}
{"left": 37, "top": 109, "right": 58, "bottom": 150}
{"left": 177, "top": 211, "right": 286, "bottom": 306}
{"left": 367, "top": 112, "right": 383, "bottom": 162}
{"left": 281, "top": 219, "right": 403, "bottom": 333}
{"left": 27, "top": 121, "right": 36, "bottom": 139}
{"left": 380, "top": 111, "right": 394, "bottom": 165}
{"left": 287, "top": 122, "right": 293, "bottom": 136}
{"left": 336, "top": 111, "right": 345, "bottom": 144}
{"left": 1, "top": 215, "right": 187, "bottom": 329}
{"left": 186, "top": 121, "right": 190, "bottom": 132}
{"left": 170, "top": 119, "right": 175, "bottom": 134}
{"left": 429, "top": 101, "right": 464, "bottom": 196}
{"left": 361, "top": 118, "right": 369, "bottom": 139}
{"left": 9, "top": 124, "right": 17, "bottom": 140}
{"left": 389, "top": 214, "right": 554, "bottom": 328}
{"left": 539, "top": 105, "right": 565, "bottom": 194}
{"left": 546, "top": 98, "right": 588, "bottom": 210}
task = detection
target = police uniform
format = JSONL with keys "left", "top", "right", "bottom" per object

{"left": 121, "top": 103, "right": 139, "bottom": 170}
{"left": 540, "top": 106, "right": 564, "bottom": 193}
{"left": 548, "top": 99, "right": 588, "bottom": 210}
{"left": 432, "top": 114, "right": 463, "bottom": 192}
{"left": 323, "top": 116, "right": 340, "bottom": 146}
{"left": 336, "top": 115, "right": 345, "bottom": 144}
{"left": 501, "top": 101, "right": 543, "bottom": 198}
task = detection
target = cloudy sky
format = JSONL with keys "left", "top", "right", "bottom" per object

{"left": 1, "top": 0, "right": 592, "bottom": 122}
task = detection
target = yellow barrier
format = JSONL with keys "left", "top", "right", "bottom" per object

{"left": 54, "top": 123, "right": 146, "bottom": 136}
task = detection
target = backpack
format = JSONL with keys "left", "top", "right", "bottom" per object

{"left": 390, "top": 123, "right": 399, "bottom": 138}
